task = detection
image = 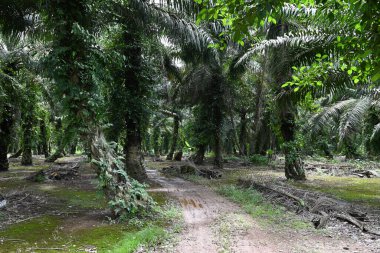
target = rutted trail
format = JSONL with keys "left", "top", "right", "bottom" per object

{"left": 147, "top": 168, "right": 378, "bottom": 253}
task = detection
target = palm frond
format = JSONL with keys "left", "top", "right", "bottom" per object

{"left": 338, "top": 97, "right": 372, "bottom": 142}
{"left": 309, "top": 98, "right": 357, "bottom": 133}
{"left": 236, "top": 33, "right": 334, "bottom": 66}
{"left": 370, "top": 123, "right": 380, "bottom": 142}
{"left": 129, "top": 0, "right": 219, "bottom": 62}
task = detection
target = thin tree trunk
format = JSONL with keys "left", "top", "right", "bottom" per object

{"left": 229, "top": 114, "right": 241, "bottom": 155}
{"left": 166, "top": 115, "right": 179, "bottom": 160}
{"left": 39, "top": 120, "right": 49, "bottom": 158}
{"left": 69, "top": 139, "right": 77, "bottom": 155}
{"left": 21, "top": 107, "right": 33, "bottom": 165}
{"left": 213, "top": 105, "right": 223, "bottom": 169}
{"left": 251, "top": 78, "right": 264, "bottom": 155}
{"left": 152, "top": 117, "right": 161, "bottom": 158}
{"left": 239, "top": 110, "right": 247, "bottom": 155}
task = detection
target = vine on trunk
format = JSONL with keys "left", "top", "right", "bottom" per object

{"left": 91, "top": 130, "right": 154, "bottom": 219}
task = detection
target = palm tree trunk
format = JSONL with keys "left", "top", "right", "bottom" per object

{"left": 0, "top": 142, "right": 8, "bottom": 172}
{"left": 124, "top": 120, "right": 147, "bottom": 181}
{"left": 280, "top": 110, "right": 306, "bottom": 180}
{"left": 166, "top": 115, "right": 179, "bottom": 160}
{"left": 122, "top": 27, "right": 147, "bottom": 182}
{"left": 0, "top": 105, "right": 15, "bottom": 171}
{"left": 193, "top": 144, "right": 206, "bottom": 165}
{"left": 45, "top": 118, "right": 64, "bottom": 162}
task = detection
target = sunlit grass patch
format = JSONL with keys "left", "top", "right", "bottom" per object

{"left": 292, "top": 176, "right": 380, "bottom": 208}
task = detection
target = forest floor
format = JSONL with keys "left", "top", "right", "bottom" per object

{"left": 0, "top": 155, "right": 379, "bottom": 252}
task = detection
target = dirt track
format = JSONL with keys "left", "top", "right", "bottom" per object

{"left": 147, "top": 168, "right": 379, "bottom": 253}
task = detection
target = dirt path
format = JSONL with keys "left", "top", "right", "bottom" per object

{"left": 147, "top": 169, "right": 378, "bottom": 253}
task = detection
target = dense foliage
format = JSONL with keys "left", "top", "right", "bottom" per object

{"left": 0, "top": 0, "right": 379, "bottom": 216}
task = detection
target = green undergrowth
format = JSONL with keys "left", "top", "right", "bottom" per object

{"left": 217, "top": 185, "right": 311, "bottom": 230}
{"left": 291, "top": 176, "right": 380, "bottom": 208}
{"left": 0, "top": 201, "right": 182, "bottom": 253}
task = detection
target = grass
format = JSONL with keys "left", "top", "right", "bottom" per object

{"left": 110, "top": 226, "right": 166, "bottom": 253}
{"left": 292, "top": 175, "right": 380, "bottom": 208}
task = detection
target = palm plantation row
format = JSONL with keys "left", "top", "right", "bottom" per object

{"left": 0, "top": 0, "right": 379, "bottom": 217}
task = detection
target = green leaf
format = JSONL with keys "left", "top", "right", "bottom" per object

{"left": 282, "top": 83, "right": 289, "bottom": 88}
{"left": 294, "top": 87, "right": 300, "bottom": 92}
{"left": 354, "top": 23, "right": 362, "bottom": 32}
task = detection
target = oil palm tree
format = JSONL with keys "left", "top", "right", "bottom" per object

{"left": 236, "top": 3, "right": 358, "bottom": 179}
